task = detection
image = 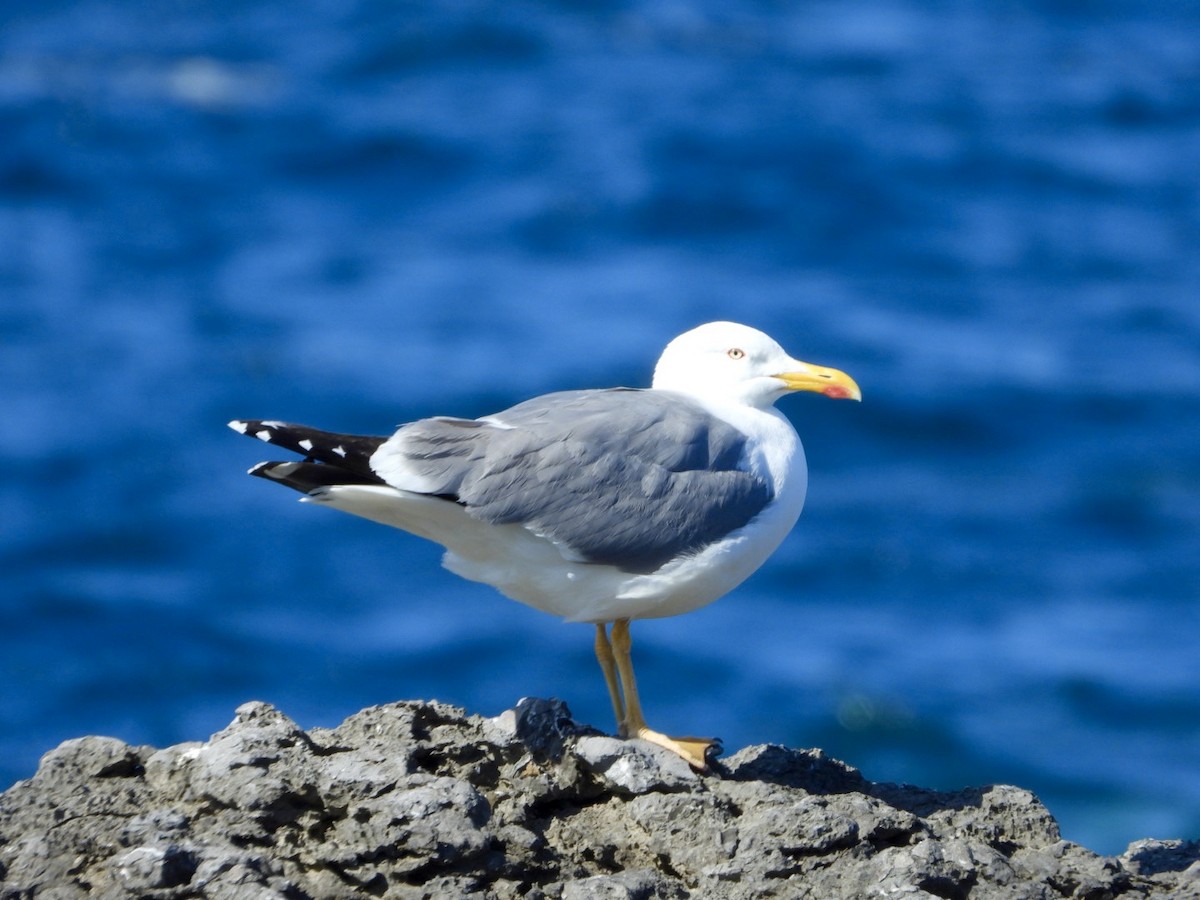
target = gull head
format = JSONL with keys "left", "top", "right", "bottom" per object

{"left": 651, "top": 321, "right": 861, "bottom": 410}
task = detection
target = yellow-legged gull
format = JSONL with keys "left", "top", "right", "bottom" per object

{"left": 229, "top": 321, "right": 860, "bottom": 769}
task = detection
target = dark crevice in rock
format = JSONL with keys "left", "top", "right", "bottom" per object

{"left": 526, "top": 791, "right": 617, "bottom": 825}
{"left": 918, "top": 872, "right": 978, "bottom": 900}
{"left": 867, "top": 821, "right": 923, "bottom": 851}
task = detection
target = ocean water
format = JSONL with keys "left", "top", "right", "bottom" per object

{"left": 2, "top": 0, "right": 1199, "bottom": 857}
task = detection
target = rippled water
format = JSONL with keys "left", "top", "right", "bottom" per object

{"left": 2, "top": 1, "right": 1198, "bottom": 855}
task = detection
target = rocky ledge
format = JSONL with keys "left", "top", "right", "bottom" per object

{"left": 1, "top": 700, "right": 1196, "bottom": 899}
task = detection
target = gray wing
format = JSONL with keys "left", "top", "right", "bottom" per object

{"left": 380, "top": 389, "right": 773, "bottom": 574}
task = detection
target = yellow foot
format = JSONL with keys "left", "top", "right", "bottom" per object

{"left": 629, "top": 727, "right": 721, "bottom": 771}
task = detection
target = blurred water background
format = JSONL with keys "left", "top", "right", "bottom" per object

{"left": 3, "top": 0, "right": 1199, "bottom": 856}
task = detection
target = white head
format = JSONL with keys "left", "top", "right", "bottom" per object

{"left": 651, "top": 321, "right": 861, "bottom": 410}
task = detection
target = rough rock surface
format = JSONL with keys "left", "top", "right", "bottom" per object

{"left": 1, "top": 699, "right": 1196, "bottom": 899}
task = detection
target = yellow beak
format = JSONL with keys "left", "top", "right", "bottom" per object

{"left": 775, "top": 363, "right": 862, "bottom": 401}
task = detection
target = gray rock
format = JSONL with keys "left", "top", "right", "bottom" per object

{"left": 109, "top": 844, "right": 198, "bottom": 891}
{"left": 574, "top": 735, "right": 698, "bottom": 795}
{"left": 559, "top": 868, "right": 684, "bottom": 899}
{"left": 0, "top": 699, "right": 1196, "bottom": 899}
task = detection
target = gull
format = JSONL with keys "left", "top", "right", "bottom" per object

{"left": 229, "top": 321, "right": 860, "bottom": 769}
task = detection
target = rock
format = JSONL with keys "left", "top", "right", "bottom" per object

{"left": 109, "top": 845, "right": 198, "bottom": 891}
{"left": 0, "top": 698, "right": 1196, "bottom": 899}
{"left": 573, "top": 735, "right": 698, "bottom": 795}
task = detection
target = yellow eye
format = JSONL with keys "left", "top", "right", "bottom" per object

{"left": 727, "top": 348, "right": 745, "bottom": 360}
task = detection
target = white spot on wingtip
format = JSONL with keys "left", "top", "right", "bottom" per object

{"left": 298, "top": 439, "right": 314, "bottom": 451}
{"left": 228, "top": 420, "right": 249, "bottom": 433}
{"left": 333, "top": 446, "right": 347, "bottom": 457}
{"left": 249, "top": 461, "right": 300, "bottom": 479}
{"left": 255, "top": 430, "right": 272, "bottom": 442}
{"left": 261, "top": 420, "right": 286, "bottom": 428}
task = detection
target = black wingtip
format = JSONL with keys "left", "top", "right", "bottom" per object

{"left": 230, "top": 419, "right": 388, "bottom": 487}
{"left": 229, "top": 419, "right": 289, "bottom": 444}
{"left": 248, "top": 460, "right": 293, "bottom": 479}
{"left": 248, "top": 460, "right": 383, "bottom": 495}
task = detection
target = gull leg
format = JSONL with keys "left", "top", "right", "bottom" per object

{"left": 610, "top": 618, "right": 719, "bottom": 771}
{"left": 594, "top": 623, "right": 625, "bottom": 731}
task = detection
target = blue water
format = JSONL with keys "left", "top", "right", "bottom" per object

{"left": 3, "top": 1, "right": 1199, "bottom": 857}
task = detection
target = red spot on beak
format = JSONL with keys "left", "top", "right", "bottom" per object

{"left": 823, "top": 385, "right": 853, "bottom": 399}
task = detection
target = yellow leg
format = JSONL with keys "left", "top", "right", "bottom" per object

{"left": 594, "top": 624, "right": 625, "bottom": 730}
{"left": 609, "top": 618, "right": 718, "bottom": 771}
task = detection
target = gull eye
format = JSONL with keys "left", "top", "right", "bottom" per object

{"left": 727, "top": 348, "right": 745, "bottom": 360}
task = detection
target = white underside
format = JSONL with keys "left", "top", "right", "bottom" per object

{"left": 304, "top": 404, "right": 808, "bottom": 624}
